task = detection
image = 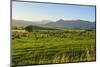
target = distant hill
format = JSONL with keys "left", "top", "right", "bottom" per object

{"left": 12, "top": 19, "right": 51, "bottom": 27}
{"left": 12, "top": 20, "right": 37, "bottom": 27}
{"left": 41, "top": 19, "right": 95, "bottom": 29}
{"left": 12, "top": 19, "right": 95, "bottom": 29}
{"left": 25, "top": 25, "right": 58, "bottom": 30}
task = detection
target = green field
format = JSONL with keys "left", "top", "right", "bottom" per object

{"left": 12, "top": 29, "right": 96, "bottom": 66}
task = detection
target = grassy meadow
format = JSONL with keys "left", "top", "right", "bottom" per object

{"left": 12, "top": 28, "right": 96, "bottom": 66}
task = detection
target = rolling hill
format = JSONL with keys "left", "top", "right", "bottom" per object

{"left": 12, "top": 19, "right": 95, "bottom": 29}
{"left": 12, "top": 20, "right": 37, "bottom": 27}
{"left": 41, "top": 19, "right": 95, "bottom": 29}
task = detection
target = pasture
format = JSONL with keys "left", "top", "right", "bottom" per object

{"left": 12, "top": 29, "right": 96, "bottom": 66}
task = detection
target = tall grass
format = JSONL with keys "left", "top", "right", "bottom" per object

{"left": 12, "top": 29, "right": 96, "bottom": 66}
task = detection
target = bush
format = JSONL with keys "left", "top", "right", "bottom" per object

{"left": 25, "top": 25, "right": 34, "bottom": 32}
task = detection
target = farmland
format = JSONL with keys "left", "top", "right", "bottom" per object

{"left": 12, "top": 27, "right": 96, "bottom": 66}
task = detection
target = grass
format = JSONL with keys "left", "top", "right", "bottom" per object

{"left": 12, "top": 29, "right": 96, "bottom": 66}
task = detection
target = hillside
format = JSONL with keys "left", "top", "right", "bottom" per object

{"left": 12, "top": 19, "right": 95, "bottom": 29}
{"left": 41, "top": 19, "right": 95, "bottom": 29}
{"left": 25, "top": 25, "right": 58, "bottom": 30}
{"left": 12, "top": 20, "right": 37, "bottom": 27}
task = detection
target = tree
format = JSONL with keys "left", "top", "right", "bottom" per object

{"left": 12, "top": 26, "right": 18, "bottom": 29}
{"left": 25, "top": 25, "right": 33, "bottom": 32}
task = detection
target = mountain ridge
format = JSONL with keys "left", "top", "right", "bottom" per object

{"left": 12, "top": 19, "right": 95, "bottom": 29}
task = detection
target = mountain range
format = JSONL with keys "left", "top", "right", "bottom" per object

{"left": 12, "top": 19, "right": 95, "bottom": 29}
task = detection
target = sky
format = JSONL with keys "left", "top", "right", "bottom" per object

{"left": 12, "top": 1, "right": 96, "bottom": 22}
